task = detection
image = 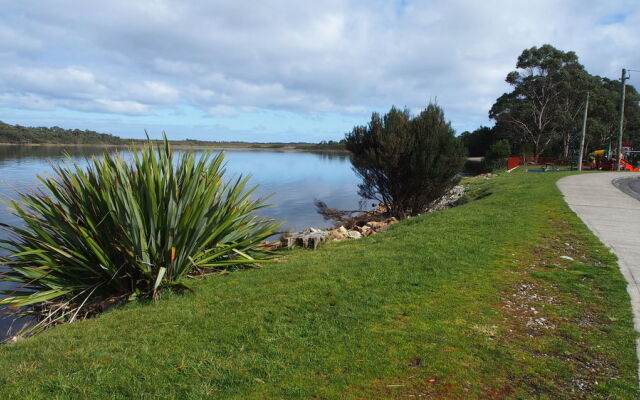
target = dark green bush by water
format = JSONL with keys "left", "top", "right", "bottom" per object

{"left": 345, "top": 103, "right": 466, "bottom": 218}
{"left": 0, "top": 139, "right": 280, "bottom": 334}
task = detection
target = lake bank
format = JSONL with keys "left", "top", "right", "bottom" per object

{"left": 0, "top": 171, "right": 637, "bottom": 398}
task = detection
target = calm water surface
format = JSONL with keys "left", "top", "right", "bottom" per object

{"left": 0, "top": 145, "right": 363, "bottom": 339}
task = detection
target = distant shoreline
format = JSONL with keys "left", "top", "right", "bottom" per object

{"left": 0, "top": 142, "right": 350, "bottom": 153}
{"left": 0, "top": 120, "right": 348, "bottom": 152}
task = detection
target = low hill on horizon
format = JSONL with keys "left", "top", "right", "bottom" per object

{"left": 0, "top": 121, "right": 347, "bottom": 150}
{"left": 0, "top": 121, "right": 125, "bottom": 145}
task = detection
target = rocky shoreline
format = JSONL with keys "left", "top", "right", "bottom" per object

{"left": 264, "top": 184, "right": 468, "bottom": 250}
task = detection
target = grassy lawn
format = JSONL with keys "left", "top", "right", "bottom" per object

{"left": 0, "top": 171, "right": 637, "bottom": 399}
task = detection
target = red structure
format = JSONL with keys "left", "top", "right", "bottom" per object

{"left": 507, "top": 157, "right": 520, "bottom": 170}
{"left": 505, "top": 156, "right": 570, "bottom": 168}
{"left": 502, "top": 151, "right": 638, "bottom": 171}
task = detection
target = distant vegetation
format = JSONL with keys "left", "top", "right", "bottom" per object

{"left": 490, "top": 45, "right": 640, "bottom": 159}
{"left": 0, "top": 121, "right": 125, "bottom": 145}
{"left": 0, "top": 121, "right": 347, "bottom": 151}
{"left": 176, "top": 138, "right": 346, "bottom": 151}
{"left": 461, "top": 44, "right": 640, "bottom": 160}
{"left": 311, "top": 139, "right": 346, "bottom": 150}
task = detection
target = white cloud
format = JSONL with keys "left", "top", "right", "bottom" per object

{"left": 93, "top": 99, "right": 148, "bottom": 115}
{"left": 130, "top": 81, "right": 180, "bottom": 105}
{"left": 0, "top": 66, "right": 105, "bottom": 98}
{"left": 208, "top": 105, "right": 238, "bottom": 117}
{"left": 0, "top": 0, "right": 639, "bottom": 135}
{"left": 0, "top": 24, "right": 43, "bottom": 53}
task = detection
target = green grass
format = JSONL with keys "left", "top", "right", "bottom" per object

{"left": 0, "top": 171, "right": 638, "bottom": 399}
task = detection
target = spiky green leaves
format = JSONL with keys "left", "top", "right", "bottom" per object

{"left": 0, "top": 138, "right": 280, "bottom": 334}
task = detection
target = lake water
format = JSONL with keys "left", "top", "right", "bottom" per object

{"left": 0, "top": 145, "right": 363, "bottom": 339}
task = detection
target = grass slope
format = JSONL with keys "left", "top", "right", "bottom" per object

{"left": 0, "top": 171, "right": 637, "bottom": 399}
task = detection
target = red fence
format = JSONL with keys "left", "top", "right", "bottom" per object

{"left": 506, "top": 156, "right": 570, "bottom": 169}
{"left": 507, "top": 157, "right": 520, "bottom": 170}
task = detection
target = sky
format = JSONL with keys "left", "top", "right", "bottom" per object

{"left": 0, "top": 0, "right": 639, "bottom": 142}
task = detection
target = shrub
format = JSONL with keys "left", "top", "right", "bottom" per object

{"left": 459, "top": 126, "right": 495, "bottom": 157}
{"left": 345, "top": 104, "right": 467, "bottom": 219}
{"left": 0, "top": 138, "right": 280, "bottom": 334}
{"left": 483, "top": 139, "right": 511, "bottom": 171}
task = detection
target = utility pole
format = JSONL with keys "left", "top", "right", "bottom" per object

{"left": 617, "top": 68, "right": 628, "bottom": 171}
{"left": 578, "top": 92, "right": 589, "bottom": 171}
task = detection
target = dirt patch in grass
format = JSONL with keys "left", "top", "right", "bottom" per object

{"left": 365, "top": 375, "right": 515, "bottom": 399}
{"left": 494, "top": 214, "right": 628, "bottom": 398}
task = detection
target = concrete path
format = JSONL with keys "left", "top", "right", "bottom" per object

{"left": 557, "top": 172, "right": 640, "bottom": 379}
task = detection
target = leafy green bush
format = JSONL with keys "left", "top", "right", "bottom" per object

{"left": 345, "top": 104, "right": 467, "bottom": 218}
{"left": 481, "top": 139, "right": 511, "bottom": 172}
{"left": 0, "top": 139, "right": 279, "bottom": 334}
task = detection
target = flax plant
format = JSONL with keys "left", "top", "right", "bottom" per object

{"left": 0, "top": 138, "right": 280, "bottom": 334}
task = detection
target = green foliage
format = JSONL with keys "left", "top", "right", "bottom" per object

{"left": 490, "top": 44, "right": 592, "bottom": 159}
{"left": 345, "top": 104, "right": 466, "bottom": 218}
{"left": 489, "top": 45, "right": 640, "bottom": 157}
{"left": 0, "top": 138, "right": 280, "bottom": 333}
{"left": 489, "top": 44, "right": 640, "bottom": 159}
{"left": 486, "top": 139, "right": 511, "bottom": 159}
{"left": 313, "top": 139, "right": 346, "bottom": 150}
{"left": 0, "top": 121, "right": 125, "bottom": 145}
{"left": 459, "top": 126, "right": 495, "bottom": 156}
{"left": 587, "top": 77, "right": 640, "bottom": 150}
{"left": 483, "top": 139, "right": 511, "bottom": 171}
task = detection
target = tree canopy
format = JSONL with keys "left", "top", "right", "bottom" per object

{"left": 489, "top": 44, "right": 640, "bottom": 159}
{"left": 459, "top": 126, "right": 495, "bottom": 157}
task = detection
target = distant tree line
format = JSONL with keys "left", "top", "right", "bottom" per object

{"left": 313, "top": 139, "right": 346, "bottom": 150}
{"left": 0, "top": 122, "right": 348, "bottom": 150}
{"left": 461, "top": 45, "right": 640, "bottom": 159}
{"left": 0, "top": 121, "right": 125, "bottom": 145}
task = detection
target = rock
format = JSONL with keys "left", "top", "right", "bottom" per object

{"left": 354, "top": 225, "right": 373, "bottom": 234}
{"left": 428, "top": 185, "right": 465, "bottom": 212}
{"left": 474, "top": 173, "right": 496, "bottom": 179}
{"left": 5, "top": 336, "right": 19, "bottom": 344}
{"left": 366, "top": 221, "right": 385, "bottom": 230}
{"left": 346, "top": 230, "right": 362, "bottom": 239}
{"left": 353, "top": 225, "right": 374, "bottom": 237}
{"left": 281, "top": 231, "right": 329, "bottom": 249}
{"left": 302, "top": 232, "right": 327, "bottom": 249}
{"left": 336, "top": 226, "right": 348, "bottom": 234}
{"left": 328, "top": 231, "right": 346, "bottom": 241}
{"left": 281, "top": 235, "right": 296, "bottom": 248}
{"left": 560, "top": 255, "right": 574, "bottom": 261}
{"left": 309, "top": 227, "right": 322, "bottom": 233}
